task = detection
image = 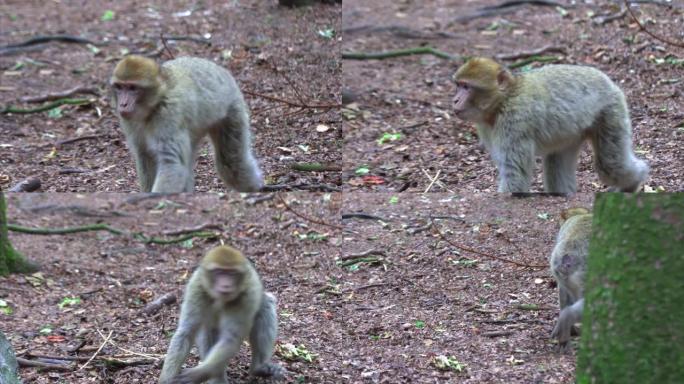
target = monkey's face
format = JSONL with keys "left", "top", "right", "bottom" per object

{"left": 112, "top": 81, "right": 154, "bottom": 120}
{"left": 209, "top": 267, "right": 244, "bottom": 302}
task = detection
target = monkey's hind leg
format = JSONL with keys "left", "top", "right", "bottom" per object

{"left": 210, "top": 101, "right": 264, "bottom": 192}
{"left": 542, "top": 145, "right": 581, "bottom": 194}
{"left": 590, "top": 111, "right": 649, "bottom": 192}
{"left": 249, "top": 292, "right": 284, "bottom": 379}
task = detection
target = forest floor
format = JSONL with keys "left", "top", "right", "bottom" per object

{"left": 0, "top": 0, "right": 341, "bottom": 192}
{"left": 342, "top": 0, "right": 683, "bottom": 193}
{"left": 3, "top": 192, "right": 594, "bottom": 383}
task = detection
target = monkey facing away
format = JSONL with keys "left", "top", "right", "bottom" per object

{"left": 453, "top": 57, "right": 649, "bottom": 194}
{"left": 549, "top": 207, "right": 592, "bottom": 351}
{"left": 159, "top": 246, "right": 283, "bottom": 384}
{"left": 111, "top": 56, "right": 263, "bottom": 193}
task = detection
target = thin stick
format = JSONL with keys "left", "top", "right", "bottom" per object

{"left": 1, "top": 98, "right": 91, "bottom": 114}
{"left": 495, "top": 45, "right": 566, "bottom": 60}
{"left": 624, "top": 0, "right": 684, "bottom": 47}
{"left": 422, "top": 169, "right": 441, "bottom": 193}
{"left": 79, "top": 329, "right": 113, "bottom": 370}
{"left": 276, "top": 193, "right": 342, "bottom": 230}
{"left": 20, "top": 86, "right": 99, "bottom": 103}
{"left": 343, "top": 46, "right": 457, "bottom": 61}
{"left": 96, "top": 329, "right": 163, "bottom": 360}
{"left": 243, "top": 89, "right": 339, "bottom": 109}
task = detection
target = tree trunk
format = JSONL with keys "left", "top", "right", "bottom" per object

{"left": 0, "top": 331, "right": 21, "bottom": 384}
{"left": 577, "top": 193, "right": 684, "bottom": 383}
{"left": 0, "top": 192, "right": 37, "bottom": 276}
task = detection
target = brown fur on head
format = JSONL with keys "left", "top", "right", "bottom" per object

{"left": 202, "top": 245, "right": 248, "bottom": 270}
{"left": 453, "top": 57, "right": 515, "bottom": 125}
{"left": 200, "top": 245, "right": 251, "bottom": 303}
{"left": 111, "top": 55, "right": 160, "bottom": 87}
{"left": 560, "top": 207, "right": 591, "bottom": 223}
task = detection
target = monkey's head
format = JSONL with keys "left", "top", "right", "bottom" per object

{"left": 110, "top": 55, "right": 165, "bottom": 121}
{"left": 560, "top": 207, "right": 591, "bottom": 224}
{"left": 200, "top": 245, "right": 250, "bottom": 303}
{"left": 453, "top": 57, "right": 515, "bottom": 125}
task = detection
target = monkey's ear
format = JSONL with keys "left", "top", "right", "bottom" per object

{"left": 496, "top": 69, "right": 513, "bottom": 90}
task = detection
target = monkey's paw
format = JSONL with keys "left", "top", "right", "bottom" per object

{"left": 252, "top": 363, "right": 285, "bottom": 379}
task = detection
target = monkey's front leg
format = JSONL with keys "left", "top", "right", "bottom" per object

{"left": 552, "top": 298, "right": 584, "bottom": 352}
{"left": 495, "top": 143, "right": 534, "bottom": 193}
{"left": 150, "top": 134, "right": 195, "bottom": 193}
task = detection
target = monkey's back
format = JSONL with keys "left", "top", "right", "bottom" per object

{"left": 161, "top": 57, "right": 242, "bottom": 125}
{"left": 550, "top": 214, "right": 592, "bottom": 292}
{"left": 497, "top": 64, "right": 628, "bottom": 154}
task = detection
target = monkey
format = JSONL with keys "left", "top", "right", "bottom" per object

{"left": 110, "top": 56, "right": 263, "bottom": 193}
{"left": 452, "top": 57, "right": 649, "bottom": 194}
{"left": 158, "top": 245, "right": 283, "bottom": 384}
{"left": 549, "top": 207, "right": 592, "bottom": 351}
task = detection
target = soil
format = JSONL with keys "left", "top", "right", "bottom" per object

{"left": 3, "top": 192, "right": 595, "bottom": 383}
{"left": 0, "top": 0, "right": 342, "bottom": 192}
{"left": 342, "top": 0, "right": 684, "bottom": 193}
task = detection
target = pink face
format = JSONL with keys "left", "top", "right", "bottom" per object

{"left": 211, "top": 268, "right": 243, "bottom": 301}
{"left": 452, "top": 81, "right": 472, "bottom": 116}
{"left": 112, "top": 82, "right": 142, "bottom": 119}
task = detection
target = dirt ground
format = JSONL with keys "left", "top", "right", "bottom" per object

{"left": 342, "top": 0, "right": 683, "bottom": 193}
{"left": 0, "top": 0, "right": 341, "bottom": 192}
{"left": 3, "top": 192, "right": 596, "bottom": 383}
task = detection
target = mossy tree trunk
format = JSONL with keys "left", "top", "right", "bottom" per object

{"left": 0, "top": 192, "right": 37, "bottom": 276}
{"left": 0, "top": 331, "right": 21, "bottom": 384}
{"left": 577, "top": 193, "right": 684, "bottom": 383}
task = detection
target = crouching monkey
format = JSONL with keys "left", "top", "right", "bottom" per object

{"left": 159, "top": 245, "right": 283, "bottom": 383}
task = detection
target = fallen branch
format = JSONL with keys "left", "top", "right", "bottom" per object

{"left": 141, "top": 293, "right": 177, "bottom": 315}
{"left": 433, "top": 225, "right": 546, "bottom": 269}
{"left": 243, "top": 89, "right": 339, "bottom": 110}
{"left": 0, "top": 35, "right": 101, "bottom": 50}
{"left": 8, "top": 223, "right": 125, "bottom": 235}
{"left": 20, "top": 86, "right": 99, "bottom": 103}
{"left": 343, "top": 25, "right": 461, "bottom": 40}
{"left": 163, "top": 35, "right": 212, "bottom": 45}
{"left": 341, "top": 212, "right": 388, "bottom": 221}
{"left": 56, "top": 135, "right": 101, "bottom": 147}
{"left": 291, "top": 162, "right": 342, "bottom": 172}
{"left": 624, "top": 0, "right": 684, "bottom": 48}
{"left": 162, "top": 223, "right": 223, "bottom": 236}
{"left": 452, "top": 0, "right": 569, "bottom": 23}
{"left": 508, "top": 55, "right": 560, "bottom": 69}
{"left": 16, "top": 357, "right": 72, "bottom": 371}
{"left": 592, "top": 8, "right": 628, "bottom": 25}
{"left": 277, "top": 193, "right": 342, "bottom": 230}
{"left": 1, "top": 98, "right": 92, "bottom": 114}
{"left": 8, "top": 178, "right": 41, "bottom": 192}
{"left": 495, "top": 45, "right": 566, "bottom": 60}
{"left": 342, "top": 46, "right": 458, "bottom": 61}
{"left": 134, "top": 231, "right": 218, "bottom": 244}
{"left": 481, "top": 330, "right": 515, "bottom": 338}
{"left": 261, "top": 183, "right": 342, "bottom": 192}
{"left": 340, "top": 249, "right": 386, "bottom": 261}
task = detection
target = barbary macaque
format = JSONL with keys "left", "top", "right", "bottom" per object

{"left": 159, "top": 245, "right": 283, "bottom": 384}
{"left": 549, "top": 207, "right": 591, "bottom": 350}
{"left": 110, "top": 56, "right": 263, "bottom": 193}
{"left": 452, "top": 57, "right": 649, "bottom": 194}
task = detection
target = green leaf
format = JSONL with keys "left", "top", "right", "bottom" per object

{"left": 48, "top": 107, "right": 63, "bottom": 119}
{"left": 181, "top": 239, "right": 194, "bottom": 249}
{"left": 58, "top": 296, "right": 82, "bottom": 309}
{"left": 389, "top": 196, "right": 399, "bottom": 204}
{"left": 414, "top": 320, "right": 426, "bottom": 329}
{"left": 537, "top": 212, "right": 550, "bottom": 220}
{"left": 355, "top": 166, "right": 370, "bottom": 175}
{"left": 317, "top": 28, "right": 335, "bottom": 39}
{"left": 433, "top": 355, "right": 467, "bottom": 372}
{"left": 101, "top": 10, "right": 115, "bottom": 21}
{"left": 0, "top": 299, "right": 12, "bottom": 315}
{"left": 377, "top": 132, "right": 402, "bottom": 145}
{"left": 40, "top": 326, "right": 53, "bottom": 335}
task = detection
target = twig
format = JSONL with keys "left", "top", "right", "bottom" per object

{"left": 79, "top": 329, "right": 113, "bottom": 370}
{"left": 0, "top": 34, "right": 102, "bottom": 49}
{"left": 8, "top": 178, "right": 41, "bottom": 192}
{"left": 20, "top": 86, "right": 99, "bottom": 103}
{"left": 163, "top": 35, "right": 212, "bottom": 45}
{"left": 8, "top": 223, "right": 125, "bottom": 235}
{"left": 159, "top": 33, "right": 175, "bottom": 59}
{"left": 56, "top": 135, "right": 101, "bottom": 147}
{"left": 243, "top": 89, "right": 340, "bottom": 110}
{"left": 16, "top": 357, "right": 71, "bottom": 370}
{"left": 340, "top": 249, "right": 386, "bottom": 261}
{"left": 95, "top": 329, "right": 164, "bottom": 361}
{"left": 624, "top": 0, "right": 684, "bottom": 48}
{"left": 592, "top": 8, "right": 628, "bottom": 25}
{"left": 162, "top": 223, "right": 223, "bottom": 236}
{"left": 481, "top": 330, "right": 515, "bottom": 338}
{"left": 495, "top": 45, "right": 566, "bottom": 60}
{"left": 276, "top": 193, "right": 343, "bottom": 230}
{"left": 341, "top": 212, "right": 388, "bottom": 221}
{"left": 433, "top": 225, "right": 546, "bottom": 269}
{"left": 343, "top": 25, "right": 461, "bottom": 40}
{"left": 508, "top": 55, "right": 560, "bottom": 69}
{"left": 134, "top": 231, "right": 218, "bottom": 244}
{"left": 452, "top": 0, "right": 569, "bottom": 23}
{"left": 291, "top": 162, "right": 342, "bottom": 172}
{"left": 1, "top": 98, "right": 92, "bottom": 114}
{"left": 342, "top": 46, "right": 458, "bottom": 61}
{"left": 261, "top": 183, "right": 342, "bottom": 192}
{"left": 141, "top": 293, "right": 177, "bottom": 315}
{"left": 422, "top": 169, "right": 441, "bottom": 193}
